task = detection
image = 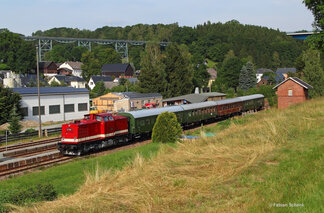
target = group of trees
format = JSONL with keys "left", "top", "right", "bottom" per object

{"left": 137, "top": 43, "right": 197, "bottom": 98}
{"left": 0, "top": 29, "right": 35, "bottom": 74}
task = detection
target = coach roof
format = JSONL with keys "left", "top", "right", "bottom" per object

{"left": 120, "top": 106, "right": 183, "bottom": 118}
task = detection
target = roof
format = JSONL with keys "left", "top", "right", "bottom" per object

{"left": 91, "top": 76, "right": 113, "bottom": 84}
{"left": 216, "top": 97, "right": 242, "bottom": 105}
{"left": 181, "top": 101, "right": 218, "bottom": 111}
{"left": 272, "top": 77, "right": 313, "bottom": 89}
{"left": 207, "top": 68, "right": 217, "bottom": 79}
{"left": 163, "top": 92, "right": 226, "bottom": 104}
{"left": 39, "top": 61, "right": 57, "bottom": 69}
{"left": 20, "top": 74, "right": 47, "bottom": 86}
{"left": 276, "top": 68, "right": 296, "bottom": 74}
{"left": 54, "top": 75, "right": 85, "bottom": 83}
{"left": 120, "top": 106, "right": 184, "bottom": 119}
{"left": 101, "top": 63, "right": 130, "bottom": 73}
{"left": 12, "top": 87, "right": 89, "bottom": 95}
{"left": 238, "top": 94, "right": 264, "bottom": 101}
{"left": 256, "top": 68, "right": 274, "bottom": 74}
{"left": 116, "top": 92, "right": 162, "bottom": 99}
{"left": 65, "top": 61, "right": 83, "bottom": 70}
{"left": 104, "top": 82, "right": 119, "bottom": 89}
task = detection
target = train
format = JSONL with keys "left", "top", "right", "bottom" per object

{"left": 58, "top": 94, "right": 265, "bottom": 155}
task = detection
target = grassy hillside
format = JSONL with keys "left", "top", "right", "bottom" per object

{"left": 15, "top": 98, "right": 324, "bottom": 212}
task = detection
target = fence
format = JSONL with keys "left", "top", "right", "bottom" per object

{"left": 0, "top": 127, "right": 61, "bottom": 144}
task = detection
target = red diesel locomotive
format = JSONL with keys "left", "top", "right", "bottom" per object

{"left": 59, "top": 113, "right": 129, "bottom": 155}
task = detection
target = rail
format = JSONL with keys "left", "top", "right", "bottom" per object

{"left": 0, "top": 128, "right": 61, "bottom": 144}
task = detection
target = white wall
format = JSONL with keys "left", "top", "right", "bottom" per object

{"left": 20, "top": 93, "right": 89, "bottom": 122}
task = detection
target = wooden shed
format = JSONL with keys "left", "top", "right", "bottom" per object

{"left": 273, "top": 77, "right": 313, "bottom": 109}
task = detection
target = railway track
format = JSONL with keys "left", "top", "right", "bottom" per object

{"left": 0, "top": 155, "right": 72, "bottom": 179}
{"left": 0, "top": 137, "right": 60, "bottom": 152}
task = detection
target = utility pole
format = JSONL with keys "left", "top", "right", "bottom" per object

{"left": 36, "top": 45, "right": 42, "bottom": 137}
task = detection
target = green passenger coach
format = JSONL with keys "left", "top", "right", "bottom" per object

{"left": 118, "top": 106, "right": 184, "bottom": 137}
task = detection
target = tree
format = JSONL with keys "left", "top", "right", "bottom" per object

{"left": 272, "top": 51, "right": 281, "bottom": 69}
{"left": 303, "top": 0, "right": 324, "bottom": 52}
{"left": 0, "top": 85, "right": 22, "bottom": 125}
{"left": 91, "top": 81, "right": 106, "bottom": 98}
{"left": 262, "top": 71, "right": 276, "bottom": 85}
{"left": 246, "top": 61, "right": 257, "bottom": 89}
{"left": 238, "top": 65, "right": 248, "bottom": 91}
{"left": 303, "top": 0, "right": 324, "bottom": 30}
{"left": 301, "top": 48, "right": 324, "bottom": 97}
{"left": 8, "top": 105, "right": 22, "bottom": 134}
{"left": 152, "top": 112, "right": 182, "bottom": 143}
{"left": 0, "top": 30, "right": 35, "bottom": 74}
{"left": 81, "top": 46, "right": 121, "bottom": 81}
{"left": 193, "top": 63, "right": 210, "bottom": 90}
{"left": 164, "top": 44, "right": 194, "bottom": 98}
{"left": 217, "top": 57, "right": 243, "bottom": 91}
{"left": 137, "top": 43, "right": 167, "bottom": 95}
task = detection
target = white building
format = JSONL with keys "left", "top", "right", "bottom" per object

{"left": 48, "top": 75, "right": 86, "bottom": 88}
{"left": 58, "top": 62, "right": 83, "bottom": 77}
{"left": 13, "top": 87, "right": 89, "bottom": 122}
{"left": 88, "top": 76, "right": 113, "bottom": 90}
{"left": 256, "top": 68, "right": 274, "bottom": 83}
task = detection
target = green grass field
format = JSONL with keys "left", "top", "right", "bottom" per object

{"left": 3, "top": 98, "right": 324, "bottom": 212}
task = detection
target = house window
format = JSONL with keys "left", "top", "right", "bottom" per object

{"left": 49, "top": 105, "right": 60, "bottom": 114}
{"left": 64, "top": 104, "right": 74, "bottom": 113}
{"left": 78, "top": 103, "right": 88, "bottom": 111}
{"left": 288, "top": 89, "right": 293, "bottom": 96}
{"left": 21, "top": 107, "right": 28, "bottom": 116}
{"left": 32, "top": 106, "right": 45, "bottom": 116}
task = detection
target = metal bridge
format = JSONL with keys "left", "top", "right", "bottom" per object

{"left": 286, "top": 31, "right": 317, "bottom": 40}
{"left": 22, "top": 36, "right": 169, "bottom": 62}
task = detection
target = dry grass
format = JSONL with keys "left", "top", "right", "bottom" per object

{"left": 13, "top": 98, "right": 324, "bottom": 213}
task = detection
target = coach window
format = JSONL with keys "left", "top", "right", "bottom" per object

{"left": 109, "top": 116, "right": 114, "bottom": 120}
{"left": 146, "top": 119, "right": 150, "bottom": 125}
{"left": 103, "top": 116, "right": 109, "bottom": 121}
{"left": 96, "top": 116, "right": 102, "bottom": 121}
{"left": 141, "top": 120, "right": 145, "bottom": 126}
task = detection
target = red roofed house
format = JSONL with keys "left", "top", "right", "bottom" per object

{"left": 273, "top": 77, "right": 313, "bottom": 109}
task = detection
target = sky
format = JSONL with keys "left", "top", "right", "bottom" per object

{"left": 0, "top": 0, "right": 315, "bottom": 36}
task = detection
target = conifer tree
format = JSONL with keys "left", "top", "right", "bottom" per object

{"left": 8, "top": 105, "right": 22, "bottom": 134}
{"left": 302, "top": 48, "right": 324, "bottom": 97}
{"left": 152, "top": 112, "right": 182, "bottom": 143}
{"left": 164, "top": 44, "right": 194, "bottom": 98}
{"left": 238, "top": 65, "right": 248, "bottom": 91}
{"left": 138, "top": 43, "right": 167, "bottom": 95}
{"left": 246, "top": 61, "right": 257, "bottom": 89}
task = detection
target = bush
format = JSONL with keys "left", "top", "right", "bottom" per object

{"left": 0, "top": 184, "right": 57, "bottom": 212}
{"left": 25, "top": 128, "right": 36, "bottom": 133}
{"left": 0, "top": 130, "right": 7, "bottom": 136}
{"left": 152, "top": 112, "right": 182, "bottom": 143}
